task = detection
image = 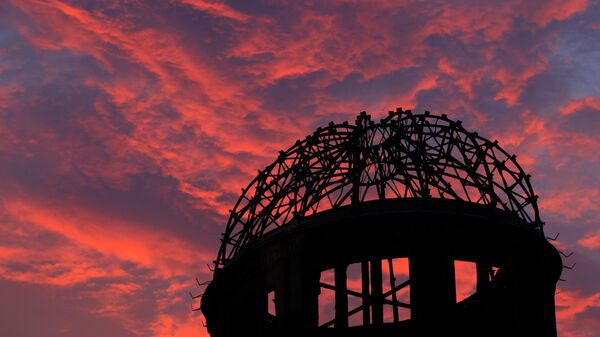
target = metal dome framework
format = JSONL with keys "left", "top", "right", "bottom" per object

{"left": 216, "top": 109, "right": 542, "bottom": 270}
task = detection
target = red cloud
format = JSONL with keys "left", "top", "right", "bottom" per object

{"left": 4, "top": 198, "right": 212, "bottom": 278}
{"left": 541, "top": 188, "right": 600, "bottom": 219}
{"left": 528, "top": 0, "right": 589, "bottom": 27}
{"left": 0, "top": 196, "right": 212, "bottom": 336}
{"left": 2, "top": 1, "right": 600, "bottom": 336}
{"left": 578, "top": 231, "right": 600, "bottom": 250}
{"left": 556, "top": 289, "right": 600, "bottom": 337}
{"left": 151, "top": 312, "right": 210, "bottom": 337}
{"left": 176, "top": 0, "right": 251, "bottom": 22}
{"left": 8, "top": 0, "right": 281, "bottom": 215}
{"left": 560, "top": 96, "right": 600, "bottom": 115}
{"left": 0, "top": 244, "right": 127, "bottom": 287}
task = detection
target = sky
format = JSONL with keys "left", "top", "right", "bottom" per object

{"left": 0, "top": 0, "right": 599, "bottom": 336}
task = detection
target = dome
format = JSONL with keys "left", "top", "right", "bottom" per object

{"left": 215, "top": 109, "right": 542, "bottom": 269}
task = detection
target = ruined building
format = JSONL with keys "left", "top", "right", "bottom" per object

{"left": 201, "top": 109, "right": 562, "bottom": 337}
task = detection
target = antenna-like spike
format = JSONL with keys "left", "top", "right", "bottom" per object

{"left": 559, "top": 251, "right": 574, "bottom": 258}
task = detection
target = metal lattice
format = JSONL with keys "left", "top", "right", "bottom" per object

{"left": 216, "top": 109, "right": 542, "bottom": 270}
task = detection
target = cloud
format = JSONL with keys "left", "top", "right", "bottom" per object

{"left": 3, "top": 198, "right": 212, "bottom": 278}
{"left": 556, "top": 289, "right": 600, "bottom": 337}
{"left": 560, "top": 96, "right": 600, "bottom": 115}
{"left": 1, "top": 0, "right": 599, "bottom": 336}
{"left": 150, "top": 312, "right": 210, "bottom": 337}
{"left": 0, "top": 196, "right": 211, "bottom": 336}
{"left": 527, "top": 0, "right": 589, "bottom": 27}
{"left": 0, "top": 279, "right": 139, "bottom": 337}
{"left": 175, "top": 0, "right": 251, "bottom": 22}
{"left": 578, "top": 231, "right": 600, "bottom": 250}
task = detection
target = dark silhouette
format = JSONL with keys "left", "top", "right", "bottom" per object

{"left": 201, "top": 109, "right": 562, "bottom": 337}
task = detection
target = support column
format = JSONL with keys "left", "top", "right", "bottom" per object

{"left": 388, "top": 258, "right": 400, "bottom": 323}
{"left": 361, "top": 261, "right": 370, "bottom": 325}
{"left": 370, "top": 259, "right": 383, "bottom": 325}
{"left": 409, "top": 254, "right": 456, "bottom": 336}
{"left": 334, "top": 264, "right": 348, "bottom": 329}
{"left": 476, "top": 263, "right": 492, "bottom": 330}
{"left": 282, "top": 248, "right": 319, "bottom": 337}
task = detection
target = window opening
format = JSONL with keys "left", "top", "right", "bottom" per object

{"left": 267, "top": 290, "right": 276, "bottom": 318}
{"left": 382, "top": 258, "right": 411, "bottom": 322}
{"left": 347, "top": 262, "right": 363, "bottom": 327}
{"left": 318, "top": 269, "right": 336, "bottom": 327}
{"left": 455, "top": 260, "right": 477, "bottom": 302}
{"left": 319, "top": 258, "right": 411, "bottom": 329}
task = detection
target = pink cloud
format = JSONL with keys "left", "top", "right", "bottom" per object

{"left": 2, "top": 1, "right": 599, "bottom": 336}
{"left": 578, "top": 231, "right": 600, "bottom": 250}
{"left": 0, "top": 197, "right": 209, "bottom": 337}
{"left": 556, "top": 289, "right": 600, "bottom": 337}
{"left": 527, "top": 0, "right": 589, "bottom": 27}
{"left": 560, "top": 96, "right": 600, "bottom": 115}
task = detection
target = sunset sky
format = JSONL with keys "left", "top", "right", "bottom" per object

{"left": 1, "top": 1, "right": 599, "bottom": 336}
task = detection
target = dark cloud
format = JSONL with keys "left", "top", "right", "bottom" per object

{"left": 0, "top": 280, "right": 138, "bottom": 337}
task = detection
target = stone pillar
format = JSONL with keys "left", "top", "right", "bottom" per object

{"left": 410, "top": 253, "right": 456, "bottom": 336}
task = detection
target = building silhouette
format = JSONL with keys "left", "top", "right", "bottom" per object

{"left": 201, "top": 109, "right": 562, "bottom": 337}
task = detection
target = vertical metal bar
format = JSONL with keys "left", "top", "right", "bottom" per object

{"left": 477, "top": 263, "right": 492, "bottom": 292}
{"left": 377, "top": 153, "right": 386, "bottom": 200}
{"left": 388, "top": 258, "right": 399, "bottom": 322}
{"left": 351, "top": 133, "right": 361, "bottom": 205}
{"left": 377, "top": 180, "right": 386, "bottom": 199}
{"left": 361, "top": 261, "right": 370, "bottom": 325}
{"left": 371, "top": 259, "right": 383, "bottom": 325}
{"left": 334, "top": 264, "right": 348, "bottom": 328}
{"left": 476, "top": 262, "right": 492, "bottom": 330}
{"left": 352, "top": 112, "right": 368, "bottom": 205}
